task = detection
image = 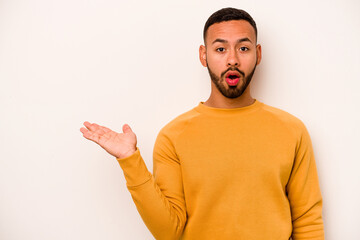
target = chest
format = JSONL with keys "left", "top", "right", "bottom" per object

{"left": 176, "top": 119, "right": 296, "bottom": 194}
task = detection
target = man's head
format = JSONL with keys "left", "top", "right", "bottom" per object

{"left": 199, "top": 8, "right": 261, "bottom": 99}
{"left": 203, "top": 8, "right": 258, "bottom": 46}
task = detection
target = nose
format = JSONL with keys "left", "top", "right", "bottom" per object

{"left": 227, "top": 49, "right": 239, "bottom": 66}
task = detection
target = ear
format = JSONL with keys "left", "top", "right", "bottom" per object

{"left": 256, "top": 44, "right": 262, "bottom": 65}
{"left": 199, "top": 45, "right": 207, "bottom": 67}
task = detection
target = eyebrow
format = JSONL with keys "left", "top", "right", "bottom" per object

{"left": 211, "top": 37, "right": 252, "bottom": 45}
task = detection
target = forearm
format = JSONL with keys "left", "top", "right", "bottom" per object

{"left": 287, "top": 124, "right": 325, "bottom": 240}
{"left": 291, "top": 197, "right": 324, "bottom": 240}
{"left": 117, "top": 148, "right": 186, "bottom": 240}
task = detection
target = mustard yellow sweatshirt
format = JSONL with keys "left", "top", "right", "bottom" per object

{"left": 117, "top": 99, "right": 324, "bottom": 240}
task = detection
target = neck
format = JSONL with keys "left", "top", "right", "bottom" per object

{"left": 203, "top": 83, "right": 255, "bottom": 109}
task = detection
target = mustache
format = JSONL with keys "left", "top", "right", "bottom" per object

{"left": 221, "top": 67, "right": 245, "bottom": 78}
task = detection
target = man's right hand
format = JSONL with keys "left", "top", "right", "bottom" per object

{"left": 80, "top": 121, "right": 137, "bottom": 159}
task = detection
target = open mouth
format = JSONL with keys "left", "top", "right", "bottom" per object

{"left": 228, "top": 75, "right": 239, "bottom": 79}
{"left": 225, "top": 71, "right": 241, "bottom": 86}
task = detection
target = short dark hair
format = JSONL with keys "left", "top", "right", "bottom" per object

{"left": 203, "top": 8, "right": 257, "bottom": 45}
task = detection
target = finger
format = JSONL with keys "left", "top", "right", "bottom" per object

{"left": 83, "top": 121, "right": 93, "bottom": 130}
{"left": 81, "top": 127, "right": 100, "bottom": 142}
{"left": 84, "top": 121, "right": 100, "bottom": 132}
{"left": 80, "top": 127, "right": 95, "bottom": 136}
{"left": 80, "top": 127, "right": 88, "bottom": 134}
{"left": 101, "top": 126, "right": 113, "bottom": 134}
{"left": 122, "top": 124, "right": 132, "bottom": 133}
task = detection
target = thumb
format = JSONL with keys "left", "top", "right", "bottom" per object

{"left": 122, "top": 124, "right": 133, "bottom": 133}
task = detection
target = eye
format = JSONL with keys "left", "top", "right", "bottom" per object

{"left": 216, "top": 47, "right": 225, "bottom": 52}
{"left": 240, "top": 46, "right": 249, "bottom": 52}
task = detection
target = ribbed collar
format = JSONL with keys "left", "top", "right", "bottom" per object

{"left": 195, "top": 99, "right": 263, "bottom": 116}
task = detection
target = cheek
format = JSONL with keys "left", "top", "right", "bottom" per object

{"left": 206, "top": 54, "right": 220, "bottom": 65}
{"left": 207, "top": 60, "right": 218, "bottom": 69}
{"left": 241, "top": 54, "right": 257, "bottom": 68}
{"left": 207, "top": 55, "right": 225, "bottom": 70}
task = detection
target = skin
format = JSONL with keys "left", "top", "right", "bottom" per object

{"left": 81, "top": 19, "right": 262, "bottom": 159}
{"left": 199, "top": 20, "right": 262, "bottom": 108}
{"left": 80, "top": 121, "right": 137, "bottom": 159}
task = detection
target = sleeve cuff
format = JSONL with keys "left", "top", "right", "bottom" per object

{"left": 116, "top": 147, "right": 152, "bottom": 187}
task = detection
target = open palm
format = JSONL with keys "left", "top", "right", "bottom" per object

{"left": 80, "top": 121, "right": 137, "bottom": 159}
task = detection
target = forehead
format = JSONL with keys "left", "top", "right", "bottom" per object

{"left": 206, "top": 20, "right": 256, "bottom": 44}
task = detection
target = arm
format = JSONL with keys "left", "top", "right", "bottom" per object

{"left": 81, "top": 122, "right": 186, "bottom": 239}
{"left": 117, "top": 130, "right": 187, "bottom": 239}
{"left": 286, "top": 124, "right": 325, "bottom": 240}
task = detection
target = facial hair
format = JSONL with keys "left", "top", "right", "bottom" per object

{"left": 206, "top": 60, "right": 257, "bottom": 99}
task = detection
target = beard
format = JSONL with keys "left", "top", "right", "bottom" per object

{"left": 206, "top": 60, "right": 257, "bottom": 99}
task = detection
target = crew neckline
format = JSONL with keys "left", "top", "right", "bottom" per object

{"left": 195, "top": 98, "right": 263, "bottom": 116}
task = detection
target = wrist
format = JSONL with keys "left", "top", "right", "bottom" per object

{"left": 117, "top": 147, "right": 137, "bottom": 159}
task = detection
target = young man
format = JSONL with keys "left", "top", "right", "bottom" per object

{"left": 80, "top": 8, "right": 325, "bottom": 240}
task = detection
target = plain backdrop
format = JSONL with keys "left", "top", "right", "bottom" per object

{"left": 1, "top": 0, "right": 359, "bottom": 239}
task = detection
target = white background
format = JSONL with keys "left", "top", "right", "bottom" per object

{"left": 1, "top": 0, "right": 359, "bottom": 239}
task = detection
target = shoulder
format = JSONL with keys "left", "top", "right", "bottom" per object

{"left": 260, "top": 102, "right": 308, "bottom": 135}
{"left": 158, "top": 106, "right": 201, "bottom": 139}
{"left": 153, "top": 106, "right": 201, "bottom": 154}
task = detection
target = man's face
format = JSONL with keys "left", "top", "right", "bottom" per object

{"left": 199, "top": 20, "right": 261, "bottom": 98}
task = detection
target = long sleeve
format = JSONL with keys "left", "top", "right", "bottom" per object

{"left": 115, "top": 99, "right": 325, "bottom": 239}
{"left": 116, "top": 129, "right": 187, "bottom": 240}
{"left": 286, "top": 123, "right": 325, "bottom": 239}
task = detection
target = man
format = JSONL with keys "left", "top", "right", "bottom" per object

{"left": 80, "top": 8, "right": 325, "bottom": 240}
